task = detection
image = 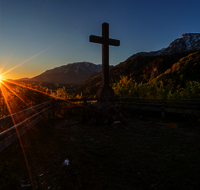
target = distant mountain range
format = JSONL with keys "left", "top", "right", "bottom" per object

{"left": 20, "top": 62, "right": 103, "bottom": 84}
{"left": 79, "top": 33, "right": 200, "bottom": 95}
{"left": 15, "top": 33, "right": 200, "bottom": 94}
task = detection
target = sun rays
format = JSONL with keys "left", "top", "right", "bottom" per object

{"left": 0, "top": 37, "right": 67, "bottom": 190}
{"left": 0, "top": 36, "right": 67, "bottom": 116}
{"left": 0, "top": 37, "right": 65, "bottom": 79}
{"left": 0, "top": 32, "right": 100, "bottom": 190}
{"left": 0, "top": 69, "right": 91, "bottom": 190}
{"left": 0, "top": 33, "right": 93, "bottom": 127}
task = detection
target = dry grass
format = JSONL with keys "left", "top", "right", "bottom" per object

{"left": 0, "top": 114, "right": 200, "bottom": 190}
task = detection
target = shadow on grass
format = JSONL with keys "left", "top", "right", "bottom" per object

{"left": 0, "top": 114, "right": 200, "bottom": 190}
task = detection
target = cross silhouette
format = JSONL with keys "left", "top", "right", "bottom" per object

{"left": 89, "top": 22, "right": 120, "bottom": 103}
{"left": 89, "top": 22, "right": 120, "bottom": 86}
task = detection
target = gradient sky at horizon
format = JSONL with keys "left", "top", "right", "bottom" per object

{"left": 0, "top": 0, "right": 200, "bottom": 79}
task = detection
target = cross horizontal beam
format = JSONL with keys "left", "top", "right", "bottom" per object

{"left": 89, "top": 35, "right": 120, "bottom": 46}
{"left": 89, "top": 22, "right": 120, "bottom": 103}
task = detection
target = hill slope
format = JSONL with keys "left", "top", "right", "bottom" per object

{"left": 79, "top": 33, "right": 200, "bottom": 95}
{"left": 151, "top": 50, "right": 200, "bottom": 89}
{"left": 30, "top": 62, "right": 102, "bottom": 84}
{"left": 79, "top": 51, "right": 196, "bottom": 95}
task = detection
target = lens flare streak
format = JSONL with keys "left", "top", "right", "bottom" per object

{"left": 4, "top": 79, "right": 93, "bottom": 110}
{"left": 1, "top": 81, "right": 48, "bottom": 120}
{"left": 1, "top": 38, "right": 65, "bottom": 78}
{"left": 0, "top": 82, "right": 34, "bottom": 189}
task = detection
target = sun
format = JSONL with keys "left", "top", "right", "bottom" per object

{"left": 0, "top": 74, "right": 4, "bottom": 83}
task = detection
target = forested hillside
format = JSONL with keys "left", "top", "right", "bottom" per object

{"left": 151, "top": 50, "right": 200, "bottom": 89}
{"left": 78, "top": 50, "right": 197, "bottom": 96}
{"left": 1, "top": 50, "right": 200, "bottom": 118}
{"left": 112, "top": 51, "right": 200, "bottom": 99}
{"left": 0, "top": 81, "right": 83, "bottom": 117}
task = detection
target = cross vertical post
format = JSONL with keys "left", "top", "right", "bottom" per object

{"left": 102, "top": 22, "right": 109, "bottom": 86}
{"left": 89, "top": 22, "right": 120, "bottom": 104}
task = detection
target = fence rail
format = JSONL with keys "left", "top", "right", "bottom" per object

{"left": 52, "top": 98, "right": 97, "bottom": 111}
{"left": 115, "top": 98, "right": 200, "bottom": 104}
{"left": 0, "top": 100, "right": 52, "bottom": 127}
{"left": 0, "top": 98, "right": 97, "bottom": 153}
{"left": 52, "top": 97, "right": 200, "bottom": 119}
{"left": 0, "top": 100, "right": 52, "bottom": 152}
{"left": 115, "top": 98, "right": 200, "bottom": 118}
{"left": 0, "top": 97, "right": 199, "bottom": 153}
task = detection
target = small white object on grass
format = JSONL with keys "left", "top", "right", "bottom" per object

{"left": 63, "top": 159, "right": 69, "bottom": 165}
{"left": 111, "top": 121, "right": 122, "bottom": 128}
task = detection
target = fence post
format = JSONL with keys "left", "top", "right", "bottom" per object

{"left": 82, "top": 97, "right": 87, "bottom": 122}
{"left": 162, "top": 99, "right": 165, "bottom": 119}
{"left": 129, "top": 97, "right": 133, "bottom": 116}
{"left": 84, "top": 97, "right": 87, "bottom": 107}
{"left": 84, "top": 97, "right": 87, "bottom": 114}
{"left": 46, "top": 101, "right": 51, "bottom": 120}
{"left": 51, "top": 99, "right": 56, "bottom": 119}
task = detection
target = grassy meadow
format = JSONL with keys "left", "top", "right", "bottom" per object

{"left": 0, "top": 112, "right": 200, "bottom": 190}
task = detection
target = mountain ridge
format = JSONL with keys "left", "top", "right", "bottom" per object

{"left": 28, "top": 62, "right": 102, "bottom": 84}
{"left": 78, "top": 33, "right": 200, "bottom": 95}
{"left": 126, "top": 33, "right": 200, "bottom": 60}
{"left": 15, "top": 33, "right": 200, "bottom": 93}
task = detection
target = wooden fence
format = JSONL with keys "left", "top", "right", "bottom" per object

{"left": 0, "top": 100, "right": 52, "bottom": 152}
{"left": 52, "top": 98, "right": 97, "bottom": 111}
{"left": 52, "top": 97, "right": 200, "bottom": 119}
{"left": 115, "top": 98, "right": 200, "bottom": 119}
{"left": 0, "top": 97, "right": 199, "bottom": 152}
{"left": 0, "top": 98, "right": 97, "bottom": 153}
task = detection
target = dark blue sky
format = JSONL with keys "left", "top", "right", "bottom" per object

{"left": 1, "top": 0, "right": 200, "bottom": 79}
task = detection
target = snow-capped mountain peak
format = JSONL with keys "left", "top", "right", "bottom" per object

{"left": 167, "top": 33, "right": 200, "bottom": 52}
{"left": 30, "top": 62, "right": 102, "bottom": 84}
{"left": 128, "top": 33, "right": 200, "bottom": 60}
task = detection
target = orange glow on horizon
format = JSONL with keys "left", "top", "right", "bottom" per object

{"left": 0, "top": 75, "right": 7, "bottom": 83}
{"left": 1, "top": 37, "right": 65, "bottom": 78}
{"left": 0, "top": 8, "right": 67, "bottom": 190}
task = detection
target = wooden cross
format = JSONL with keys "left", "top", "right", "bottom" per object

{"left": 89, "top": 22, "right": 120, "bottom": 104}
{"left": 89, "top": 22, "right": 120, "bottom": 86}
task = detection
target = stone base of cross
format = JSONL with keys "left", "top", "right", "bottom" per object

{"left": 89, "top": 22, "right": 120, "bottom": 105}
{"left": 96, "top": 84, "right": 115, "bottom": 105}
